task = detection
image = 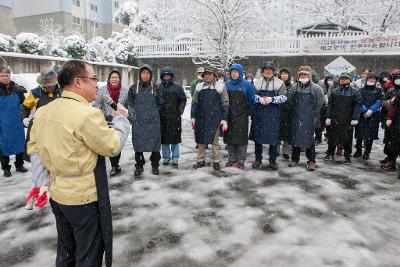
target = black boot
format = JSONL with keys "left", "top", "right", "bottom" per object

{"left": 110, "top": 165, "right": 121, "bottom": 176}
{"left": 362, "top": 151, "right": 370, "bottom": 160}
{"left": 252, "top": 160, "right": 262, "bottom": 169}
{"left": 16, "top": 166, "right": 28, "bottom": 173}
{"left": 269, "top": 160, "right": 278, "bottom": 171}
{"left": 134, "top": 164, "right": 144, "bottom": 177}
{"left": 353, "top": 150, "right": 362, "bottom": 158}
{"left": 3, "top": 170, "right": 11, "bottom": 177}
{"left": 151, "top": 162, "right": 159, "bottom": 175}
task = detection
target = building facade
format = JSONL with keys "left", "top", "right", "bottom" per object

{"left": 0, "top": 0, "right": 14, "bottom": 35}
{"left": 12, "top": 0, "right": 130, "bottom": 39}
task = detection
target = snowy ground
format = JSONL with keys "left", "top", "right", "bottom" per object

{"left": 0, "top": 105, "right": 400, "bottom": 267}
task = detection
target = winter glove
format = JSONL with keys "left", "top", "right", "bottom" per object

{"left": 258, "top": 97, "right": 268, "bottom": 106}
{"left": 191, "top": 118, "right": 196, "bottom": 129}
{"left": 220, "top": 120, "right": 228, "bottom": 132}
{"left": 364, "top": 110, "right": 373, "bottom": 118}
{"left": 386, "top": 120, "right": 393, "bottom": 128}
{"left": 26, "top": 187, "right": 39, "bottom": 204}
{"left": 265, "top": 97, "right": 273, "bottom": 105}
{"left": 351, "top": 120, "right": 359, "bottom": 126}
{"left": 113, "top": 103, "right": 129, "bottom": 118}
{"left": 325, "top": 119, "right": 331, "bottom": 126}
{"left": 23, "top": 118, "right": 30, "bottom": 128}
{"left": 35, "top": 186, "right": 49, "bottom": 208}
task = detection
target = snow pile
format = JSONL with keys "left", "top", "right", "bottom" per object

{"left": 0, "top": 33, "right": 15, "bottom": 52}
{"left": 15, "top": 33, "right": 46, "bottom": 55}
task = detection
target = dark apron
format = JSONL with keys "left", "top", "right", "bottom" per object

{"left": 223, "top": 89, "right": 249, "bottom": 145}
{"left": 160, "top": 90, "right": 182, "bottom": 144}
{"left": 195, "top": 87, "right": 222, "bottom": 144}
{"left": 330, "top": 95, "right": 354, "bottom": 145}
{"left": 291, "top": 86, "right": 316, "bottom": 148}
{"left": 0, "top": 93, "right": 25, "bottom": 156}
{"left": 249, "top": 89, "right": 280, "bottom": 145}
{"left": 356, "top": 89, "right": 381, "bottom": 140}
{"left": 131, "top": 88, "right": 161, "bottom": 152}
{"left": 94, "top": 156, "right": 113, "bottom": 267}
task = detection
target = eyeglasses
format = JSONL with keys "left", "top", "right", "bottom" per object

{"left": 0, "top": 74, "right": 10, "bottom": 78}
{"left": 78, "top": 76, "right": 98, "bottom": 82}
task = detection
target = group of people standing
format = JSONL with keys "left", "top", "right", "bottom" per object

{"left": 188, "top": 62, "right": 400, "bottom": 175}
{"left": 1, "top": 59, "right": 400, "bottom": 267}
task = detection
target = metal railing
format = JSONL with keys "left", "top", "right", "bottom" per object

{"left": 133, "top": 32, "right": 400, "bottom": 58}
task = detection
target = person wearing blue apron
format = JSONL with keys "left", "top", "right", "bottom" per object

{"left": 191, "top": 67, "right": 229, "bottom": 171}
{"left": 223, "top": 64, "right": 255, "bottom": 170}
{"left": 249, "top": 61, "right": 287, "bottom": 171}
{"left": 128, "top": 65, "right": 163, "bottom": 177}
{"left": 353, "top": 72, "right": 383, "bottom": 160}
{"left": 325, "top": 72, "right": 361, "bottom": 165}
{"left": 0, "top": 67, "right": 28, "bottom": 177}
{"left": 288, "top": 66, "right": 325, "bottom": 171}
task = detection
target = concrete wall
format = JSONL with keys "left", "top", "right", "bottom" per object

{"left": 137, "top": 55, "right": 400, "bottom": 85}
{"left": 0, "top": 5, "right": 14, "bottom": 35}
{"left": 0, "top": 55, "right": 136, "bottom": 88}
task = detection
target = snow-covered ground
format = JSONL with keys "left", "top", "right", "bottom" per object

{"left": 0, "top": 106, "right": 399, "bottom": 267}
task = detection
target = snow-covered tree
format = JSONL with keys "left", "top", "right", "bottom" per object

{"left": 86, "top": 36, "right": 115, "bottom": 63}
{"left": 0, "top": 34, "right": 15, "bottom": 52}
{"left": 63, "top": 35, "right": 88, "bottom": 59}
{"left": 114, "top": 2, "right": 165, "bottom": 41}
{"left": 39, "top": 23, "right": 80, "bottom": 57}
{"left": 185, "top": 0, "right": 257, "bottom": 71}
{"left": 16, "top": 33, "right": 46, "bottom": 55}
{"left": 293, "top": 0, "right": 400, "bottom": 34}
{"left": 110, "top": 29, "right": 136, "bottom": 65}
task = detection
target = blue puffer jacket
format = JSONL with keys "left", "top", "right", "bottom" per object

{"left": 225, "top": 64, "right": 255, "bottom": 109}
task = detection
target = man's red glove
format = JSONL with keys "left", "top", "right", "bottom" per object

{"left": 26, "top": 187, "right": 39, "bottom": 204}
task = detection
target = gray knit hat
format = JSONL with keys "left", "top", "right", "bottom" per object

{"left": 37, "top": 68, "right": 58, "bottom": 86}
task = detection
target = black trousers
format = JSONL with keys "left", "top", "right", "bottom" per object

{"left": 355, "top": 139, "right": 373, "bottom": 153}
{"left": 315, "top": 128, "right": 323, "bottom": 141}
{"left": 50, "top": 199, "right": 104, "bottom": 267}
{"left": 327, "top": 139, "right": 352, "bottom": 158}
{"left": 135, "top": 152, "right": 161, "bottom": 166}
{"left": 0, "top": 152, "right": 24, "bottom": 171}
{"left": 109, "top": 152, "right": 121, "bottom": 167}
{"left": 292, "top": 145, "right": 316, "bottom": 163}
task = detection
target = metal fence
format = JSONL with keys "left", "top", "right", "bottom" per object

{"left": 133, "top": 32, "right": 400, "bottom": 58}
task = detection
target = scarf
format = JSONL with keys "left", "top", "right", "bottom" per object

{"left": 107, "top": 82, "right": 121, "bottom": 103}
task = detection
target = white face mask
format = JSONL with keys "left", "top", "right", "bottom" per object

{"left": 299, "top": 78, "right": 309, "bottom": 84}
{"left": 327, "top": 80, "right": 334, "bottom": 86}
{"left": 366, "top": 82, "right": 375, "bottom": 86}
{"left": 394, "top": 79, "right": 400, "bottom": 86}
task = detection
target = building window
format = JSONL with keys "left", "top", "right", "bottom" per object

{"left": 90, "top": 21, "right": 99, "bottom": 28}
{"left": 73, "top": 16, "right": 81, "bottom": 25}
{"left": 72, "top": 0, "right": 80, "bottom": 7}
{"left": 114, "top": 1, "right": 119, "bottom": 8}
{"left": 90, "top": 4, "right": 98, "bottom": 12}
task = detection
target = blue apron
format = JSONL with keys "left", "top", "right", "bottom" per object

{"left": 0, "top": 93, "right": 25, "bottom": 156}
{"left": 290, "top": 85, "right": 316, "bottom": 148}
{"left": 195, "top": 86, "right": 222, "bottom": 144}
{"left": 249, "top": 89, "right": 280, "bottom": 145}
{"left": 131, "top": 87, "right": 161, "bottom": 152}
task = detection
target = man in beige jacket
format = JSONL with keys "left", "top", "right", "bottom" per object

{"left": 28, "top": 60, "right": 130, "bottom": 267}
